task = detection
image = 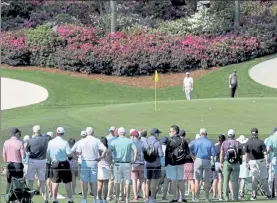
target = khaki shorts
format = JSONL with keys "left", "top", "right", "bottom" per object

{"left": 193, "top": 158, "right": 211, "bottom": 181}
{"left": 249, "top": 159, "right": 268, "bottom": 179}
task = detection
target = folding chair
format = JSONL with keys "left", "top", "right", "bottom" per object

{"left": 5, "top": 177, "right": 35, "bottom": 203}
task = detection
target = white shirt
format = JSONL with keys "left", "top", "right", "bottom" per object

{"left": 76, "top": 135, "right": 106, "bottom": 161}
{"left": 183, "top": 77, "right": 194, "bottom": 88}
{"left": 47, "top": 136, "right": 71, "bottom": 162}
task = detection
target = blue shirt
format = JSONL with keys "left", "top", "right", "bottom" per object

{"left": 142, "top": 136, "right": 164, "bottom": 167}
{"left": 189, "top": 136, "right": 216, "bottom": 160}
{"left": 47, "top": 136, "right": 71, "bottom": 162}
{"left": 110, "top": 136, "right": 136, "bottom": 163}
{"left": 106, "top": 134, "right": 118, "bottom": 159}
{"left": 132, "top": 139, "right": 144, "bottom": 166}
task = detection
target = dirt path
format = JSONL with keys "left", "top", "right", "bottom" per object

{"left": 2, "top": 64, "right": 216, "bottom": 89}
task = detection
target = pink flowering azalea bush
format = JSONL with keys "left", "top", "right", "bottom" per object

{"left": 1, "top": 30, "right": 31, "bottom": 66}
{"left": 56, "top": 31, "right": 277, "bottom": 76}
{"left": 2, "top": 24, "right": 277, "bottom": 75}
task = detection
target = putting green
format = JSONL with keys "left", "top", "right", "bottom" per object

{"left": 67, "top": 97, "right": 277, "bottom": 139}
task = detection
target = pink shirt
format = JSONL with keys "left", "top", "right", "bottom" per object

{"left": 3, "top": 137, "right": 24, "bottom": 163}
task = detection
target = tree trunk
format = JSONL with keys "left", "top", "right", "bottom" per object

{"left": 110, "top": 0, "right": 117, "bottom": 33}
{"left": 234, "top": 0, "right": 240, "bottom": 32}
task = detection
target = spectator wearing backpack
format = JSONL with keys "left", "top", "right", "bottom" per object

{"left": 220, "top": 129, "right": 242, "bottom": 201}
{"left": 165, "top": 125, "right": 189, "bottom": 203}
{"left": 189, "top": 128, "right": 216, "bottom": 202}
{"left": 245, "top": 128, "right": 271, "bottom": 200}
{"left": 142, "top": 128, "right": 164, "bottom": 203}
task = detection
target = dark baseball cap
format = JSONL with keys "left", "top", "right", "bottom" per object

{"left": 160, "top": 136, "right": 168, "bottom": 144}
{"left": 10, "top": 127, "right": 21, "bottom": 135}
{"left": 273, "top": 127, "right": 277, "bottom": 134}
{"left": 251, "top": 128, "right": 258, "bottom": 134}
{"left": 150, "top": 128, "right": 162, "bottom": 135}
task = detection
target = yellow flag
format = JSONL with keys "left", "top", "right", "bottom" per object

{"left": 154, "top": 70, "right": 159, "bottom": 83}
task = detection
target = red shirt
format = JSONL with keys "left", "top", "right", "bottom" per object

{"left": 3, "top": 136, "right": 24, "bottom": 163}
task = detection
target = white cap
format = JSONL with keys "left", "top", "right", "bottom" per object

{"left": 129, "top": 128, "right": 136, "bottom": 134}
{"left": 33, "top": 125, "right": 41, "bottom": 133}
{"left": 80, "top": 130, "right": 87, "bottom": 137}
{"left": 195, "top": 134, "right": 200, "bottom": 139}
{"left": 109, "top": 126, "right": 116, "bottom": 132}
{"left": 199, "top": 128, "right": 207, "bottom": 135}
{"left": 46, "top": 132, "right": 54, "bottom": 137}
{"left": 186, "top": 72, "right": 190, "bottom": 75}
{"left": 86, "top": 127, "right": 94, "bottom": 135}
{"left": 236, "top": 135, "right": 248, "bottom": 144}
{"left": 23, "top": 135, "right": 30, "bottom": 141}
{"left": 228, "top": 129, "right": 235, "bottom": 136}
{"left": 56, "top": 127, "right": 65, "bottom": 134}
{"left": 118, "top": 127, "right": 126, "bottom": 135}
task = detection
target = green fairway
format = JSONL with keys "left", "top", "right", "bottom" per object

{"left": 1, "top": 55, "right": 277, "bottom": 140}
{"left": 1, "top": 55, "right": 277, "bottom": 202}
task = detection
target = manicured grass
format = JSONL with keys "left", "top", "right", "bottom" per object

{"left": 1, "top": 55, "right": 277, "bottom": 202}
{"left": 1, "top": 55, "right": 277, "bottom": 140}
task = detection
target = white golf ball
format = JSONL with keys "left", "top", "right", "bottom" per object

{"left": 253, "top": 101, "right": 256, "bottom": 102}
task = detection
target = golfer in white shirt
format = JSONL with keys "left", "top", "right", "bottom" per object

{"left": 183, "top": 72, "right": 194, "bottom": 100}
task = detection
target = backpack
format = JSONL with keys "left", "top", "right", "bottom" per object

{"left": 226, "top": 143, "right": 239, "bottom": 164}
{"left": 144, "top": 139, "right": 158, "bottom": 163}
{"left": 171, "top": 137, "right": 187, "bottom": 165}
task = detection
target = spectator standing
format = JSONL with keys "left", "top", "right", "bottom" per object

{"left": 26, "top": 125, "right": 49, "bottom": 202}
{"left": 139, "top": 129, "right": 148, "bottom": 142}
{"left": 106, "top": 126, "right": 118, "bottom": 201}
{"left": 159, "top": 136, "right": 169, "bottom": 201}
{"left": 166, "top": 125, "right": 189, "bottom": 202}
{"left": 212, "top": 134, "right": 226, "bottom": 200}
{"left": 229, "top": 70, "right": 238, "bottom": 98}
{"left": 245, "top": 128, "right": 271, "bottom": 200}
{"left": 47, "top": 127, "right": 73, "bottom": 203}
{"left": 97, "top": 137, "right": 112, "bottom": 203}
{"left": 220, "top": 129, "right": 242, "bottom": 201}
{"left": 68, "top": 138, "right": 78, "bottom": 195}
{"left": 236, "top": 135, "right": 249, "bottom": 199}
{"left": 110, "top": 127, "right": 138, "bottom": 203}
{"left": 142, "top": 128, "right": 164, "bottom": 203}
{"left": 267, "top": 127, "right": 277, "bottom": 198}
{"left": 183, "top": 72, "right": 194, "bottom": 100}
{"left": 77, "top": 127, "right": 107, "bottom": 203}
{"left": 23, "top": 135, "right": 30, "bottom": 177}
{"left": 3, "top": 128, "right": 24, "bottom": 194}
{"left": 71, "top": 131, "right": 88, "bottom": 196}
{"left": 189, "top": 128, "right": 216, "bottom": 202}
{"left": 130, "top": 130, "right": 145, "bottom": 201}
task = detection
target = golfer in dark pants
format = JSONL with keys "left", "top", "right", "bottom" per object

{"left": 229, "top": 70, "right": 238, "bottom": 98}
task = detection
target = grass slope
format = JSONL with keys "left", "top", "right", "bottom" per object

{"left": 1, "top": 55, "right": 277, "bottom": 139}
{"left": 1, "top": 56, "right": 277, "bottom": 202}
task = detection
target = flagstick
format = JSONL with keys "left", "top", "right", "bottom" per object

{"left": 155, "top": 81, "right": 157, "bottom": 111}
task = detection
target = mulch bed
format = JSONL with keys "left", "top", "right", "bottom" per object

{"left": 2, "top": 64, "right": 217, "bottom": 89}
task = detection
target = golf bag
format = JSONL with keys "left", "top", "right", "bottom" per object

{"left": 5, "top": 177, "right": 35, "bottom": 203}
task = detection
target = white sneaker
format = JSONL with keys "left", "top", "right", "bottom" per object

{"left": 81, "top": 199, "right": 87, "bottom": 203}
{"left": 57, "top": 193, "right": 66, "bottom": 199}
